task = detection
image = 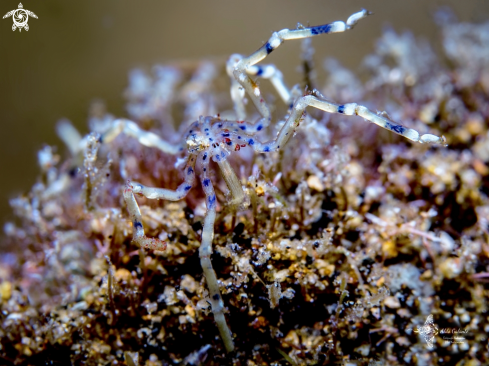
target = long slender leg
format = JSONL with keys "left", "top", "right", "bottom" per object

{"left": 226, "top": 55, "right": 247, "bottom": 120}
{"left": 246, "top": 64, "right": 291, "bottom": 105}
{"left": 198, "top": 158, "right": 234, "bottom": 353}
{"left": 244, "top": 95, "right": 446, "bottom": 153}
{"left": 100, "top": 118, "right": 183, "bottom": 155}
{"left": 232, "top": 9, "right": 371, "bottom": 123}
{"left": 124, "top": 155, "right": 197, "bottom": 250}
{"left": 217, "top": 159, "right": 246, "bottom": 209}
{"left": 226, "top": 59, "right": 292, "bottom": 120}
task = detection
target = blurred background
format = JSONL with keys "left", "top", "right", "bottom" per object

{"left": 1, "top": 0, "right": 489, "bottom": 225}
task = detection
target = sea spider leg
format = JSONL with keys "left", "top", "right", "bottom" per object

{"left": 246, "top": 65, "right": 291, "bottom": 105}
{"left": 231, "top": 9, "right": 371, "bottom": 125}
{"left": 123, "top": 155, "right": 197, "bottom": 250}
{"left": 198, "top": 157, "right": 235, "bottom": 353}
{"left": 100, "top": 118, "right": 182, "bottom": 154}
{"left": 226, "top": 56, "right": 292, "bottom": 121}
{"left": 226, "top": 56, "right": 247, "bottom": 120}
{"left": 243, "top": 96, "right": 446, "bottom": 153}
{"left": 217, "top": 159, "right": 246, "bottom": 209}
{"left": 215, "top": 157, "right": 250, "bottom": 235}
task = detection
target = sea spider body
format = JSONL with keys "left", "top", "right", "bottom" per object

{"left": 185, "top": 117, "right": 230, "bottom": 158}
{"left": 86, "top": 9, "right": 447, "bottom": 353}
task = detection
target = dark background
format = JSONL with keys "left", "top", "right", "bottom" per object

{"left": 1, "top": 0, "right": 488, "bottom": 225}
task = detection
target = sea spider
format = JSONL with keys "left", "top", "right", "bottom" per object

{"left": 97, "top": 9, "right": 446, "bottom": 353}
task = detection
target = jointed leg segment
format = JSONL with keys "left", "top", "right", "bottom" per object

{"left": 228, "top": 9, "right": 371, "bottom": 122}
{"left": 123, "top": 155, "right": 197, "bottom": 251}
{"left": 245, "top": 64, "right": 291, "bottom": 105}
{"left": 124, "top": 149, "right": 234, "bottom": 352}
{"left": 198, "top": 158, "right": 235, "bottom": 353}
{"left": 123, "top": 187, "right": 168, "bottom": 251}
{"left": 247, "top": 96, "right": 446, "bottom": 153}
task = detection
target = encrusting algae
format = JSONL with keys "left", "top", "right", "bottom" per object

{"left": 1, "top": 8, "right": 489, "bottom": 365}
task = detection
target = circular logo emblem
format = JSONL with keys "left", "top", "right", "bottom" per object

{"left": 12, "top": 9, "right": 28, "bottom": 28}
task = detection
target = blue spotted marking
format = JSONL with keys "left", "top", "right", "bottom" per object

{"left": 218, "top": 123, "right": 223, "bottom": 128}
{"left": 239, "top": 126, "right": 246, "bottom": 131}
{"left": 263, "top": 146, "right": 270, "bottom": 152}
{"left": 385, "top": 122, "right": 405, "bottom": 134}
{"left": 134, "top": 221, "right": 143, "bottom": 229}
{"left": 226, "top": 140, "right": 232, "bottom": 145}
{"left": 189, "top": 130, "right": 193, "bottom": 133}
{"left": 222, "top": 132, "right": 230, "bottom": 137}
{"left": 209, "top": 138, "right": 213, "bottom": 142}
{"left": 184, "top": 185, "right": 192, "bottom": 191}
{"left": 265, "top": 42, "right": 274, "bottom": 54}
{"left": 205, "top": 128, "right": 209, "bottom": 132}
{"left": 311, "top": 24, "right": 332, "bottom": 35}
{"left": 248, "top": 139, "right": 254, "bottom": 145}
{"left": 215, "top": 154, "right": 221, "bottom": 161}
{"left": 203, "top": 153, "right": 207, "bottom": 161}
{"left": 187, "top": 167, "right": 194, "bottom": 175}
{"left": 208, "top": 194, "right": 216, "bottom": 208}
{"left": 256, "top": 125, "right": 263, "bottom": 131}
{"left": 237, "top": 136, "right": 241, "bottom": 139}
{"left": 203, "top": 178, "right": 210, "bottom": 187}
{"left": 203, "top": 168, "right": 207, "bottom": 172}
{"left": 338, "top": 105, "right": 345, "bottom": 114}
{"left": 256, "top": 66, "right": 263, "bottom": 76}
{"left": 221, "top": 152, "right": 225, "bottom": 158}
